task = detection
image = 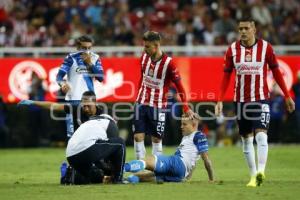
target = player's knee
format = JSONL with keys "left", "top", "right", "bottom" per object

{"left": 255, "top": 132, "right": 268, "bottom": 145}
{"left": 134, "top": 133, "right": 145, "bottom": 142}
{"left": 151, "top": 136, "right": 161, "bottom": 143}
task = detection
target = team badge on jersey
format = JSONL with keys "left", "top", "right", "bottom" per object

{"left": 148, "top": 68, "right": 154, "bottom": 76}
{"left": 245, "top": 53, "right": 252, "bottom": 62}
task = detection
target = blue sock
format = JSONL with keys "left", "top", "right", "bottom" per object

{"left": 124, "top": 160, "right": 145, "bottom": 173}
{"left": 127, "top": 175, "right": 140, "bottom": 184}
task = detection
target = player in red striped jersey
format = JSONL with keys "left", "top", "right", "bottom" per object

{"left": 215, "top": 18, "right": 295, "bottom": 187}
{"left": 133, "top": 31, "right": 194, "bottom": 160}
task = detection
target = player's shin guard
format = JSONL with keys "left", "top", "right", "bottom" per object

{"left": 134, "top": 141, "right": 146, "bottom": 159}
{"left": 242, "top": 136, "right": 257, "bottom": 176}
{"left": 255, "top": 132, "right": 268, "bottom": 173}
{"left": 124, "top": 160, "right": 146, "bottom": 173}
{"left": 152, "top": 141, "right": 162, "bottom": 156}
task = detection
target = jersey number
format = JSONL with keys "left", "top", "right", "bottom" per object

{"left": 157, "top": 122, "right": 165, "bottom": 133}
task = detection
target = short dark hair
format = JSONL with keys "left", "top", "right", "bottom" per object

{"left": 238, "top": 16, "right": 256, "bottom": 25}
{"left": 143, "top": 31, "right": 161, "bottom": 42}
{"left": 82, "top": 91, "right": 96, "bottom": 101}
{"left": 75, "top": 35, "right": 94, "bottom": 46}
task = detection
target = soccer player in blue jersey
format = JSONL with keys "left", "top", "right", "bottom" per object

{"left": 56, "top": 35, "right": 104, "bottom": 138}
{"left": 124, "top": 113, "right": 214, "bottom": 183}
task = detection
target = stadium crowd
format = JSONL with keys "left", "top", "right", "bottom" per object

{"left": 0, "top": 0, "right": 300, "bottom": 47}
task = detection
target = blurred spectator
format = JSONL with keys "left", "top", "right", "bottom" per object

{"left": 27, "top": 72, "right": 48, "bottom": 146}
{"left": 0, "top": 0, "right": 299, "bottom": 47}
{"left": 28, "top": 72, "right": 47, "bottom": 101}
{"left": 251, "top": 0, "right": 272, "bottom": 26}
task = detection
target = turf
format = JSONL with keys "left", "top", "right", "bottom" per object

{"left": 0, "top": 146, "right": 300, "bottom": 200}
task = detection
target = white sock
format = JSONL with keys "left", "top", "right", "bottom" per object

{"left": 134, "top": 141, "right": 146, "bottom": 159}
{"left": 152, "top": 141, "right": 163, "bottom": 156}
{"left": 242, "top": 136, "right": 257, "bottom": 176}
{"left": 255, "top": 132, "right": 268, "bottom": 173}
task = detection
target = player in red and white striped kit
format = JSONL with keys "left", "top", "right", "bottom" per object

{"left": 133, "top": 31, "right": 194, "bottom": 160}
{"left": 215, "top": 18, "right": 295, "bottom": 187}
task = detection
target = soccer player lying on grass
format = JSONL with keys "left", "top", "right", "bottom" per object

{"left": 124, "top": 113, "right": 214, "bottom": 183}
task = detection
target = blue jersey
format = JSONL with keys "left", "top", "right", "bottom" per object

{"left": 174, "top": 131, "right": 208, "bottom": 177}
{"left": 56, "top": 51, "right": 104, "bottom": 100}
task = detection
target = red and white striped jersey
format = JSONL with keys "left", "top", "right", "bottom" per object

{"left": 136, "top": 52, "right": 181, "bottom": 108}
{"left": 224, "top": 39, "right": 278, "bottom": 102}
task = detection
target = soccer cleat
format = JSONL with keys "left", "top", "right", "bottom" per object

{"left": 246, "top": 176, "right": 257, "bottom": 187}
{"left": 256, "top": 172, "right": 265, "bottom": 186}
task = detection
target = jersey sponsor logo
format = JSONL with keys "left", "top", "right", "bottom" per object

{"left": 237, "top": 64, "right": 261, "bottom": 75}
{"left": 75, "top": 67, "right": 89, "bottom": 74}
{"left": 143, "top": 76, "right": 162, "bottom": 89}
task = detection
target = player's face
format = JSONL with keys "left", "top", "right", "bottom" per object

{"left": 238, "top": 22, "right": 256, "bottom": 42}
{"left": 81, "top": 97, "right": 97, "bottom": 117}
{"left": 78, "top": 42, "right": 92, "bottom": 51}
{"left": 181, "top": 120, "right": 194, "bottom": 136}
{"left": 143, "top": 41, "right": 158, "bottom": 57}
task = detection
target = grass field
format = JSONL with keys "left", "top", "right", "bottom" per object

{"left": 1, "top": 146, "right": 300, "bottom": 200}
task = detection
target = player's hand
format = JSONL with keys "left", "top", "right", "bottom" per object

{"left": 18, "top": 100, "right": 34, "bottom": 106}
{"left": 60, "top": 82, "right": 71, "bottom": 93}
{"left": 185, "top": 109, "right": 196, "bottom": 120}
{"left": 285, "top": 97, "right": 295, "bottom": 113}
{"left": 214, "top": 101, "right": 223, "bottom": 116}
{"left": 81, "top": 52, "right": 93, "bottom": 66}
{"left": 102, "top": 176, "right": 112, "bottom": 184}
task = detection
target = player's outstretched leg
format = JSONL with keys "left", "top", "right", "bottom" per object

{"left": 124, "top": 160, "right": 146, "bottom": 173}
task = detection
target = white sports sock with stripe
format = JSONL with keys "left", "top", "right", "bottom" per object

{"left": 255, "top": 132, "right": 268, "bottom": 173}
{"left": 134, "top": 141, "right": 146, "bottom": 159}
{"left": 242, "top": 136, "right": 257, "bottom": 176}
{"left": 152, "top": 141, "right": 163, "bottom": 156}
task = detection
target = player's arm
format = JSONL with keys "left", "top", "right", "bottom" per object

{"left": 168, "top": 60, "right": 191, "bottom": 115}
{"left": 56, "top": 54, "right": 73, "bottom": 93}
{"left": 200, "top": 152, "right": 214, "bottom": 182}
{"left": 90, "top": 58, "right": 104, "bottom": 82}
{"left": 215, "top": 47, "right": 234, "bottom": 116}
{"left": 267, "top": 44, "right": 295, "bottom": 113}
{"left": 194, "top": 132, "right": 214, "bottom": 182}
{"left": 18, "top": 100, "right": 65, "bottom": 111}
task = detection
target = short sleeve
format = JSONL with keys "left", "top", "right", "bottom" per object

{"left": 193, "top": 132, "right": 209, "bottom": 153}
{"left": 168, "top": 59, "right": 181, "bottom": 82}
{"left": 224, "top": 46, "right": 234, "bottom": 73}
{"left": 60, "top": 54, "right": 73, "bottom": 72}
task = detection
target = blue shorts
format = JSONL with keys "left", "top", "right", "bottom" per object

{"left": 235, "top": 100, "right": 270, "bottom": 135}
{"left": 133, "top": 104, "right": 167, "bottom": 138}
{"left": 154, "top": 155, "right": 186, "bottom": 182}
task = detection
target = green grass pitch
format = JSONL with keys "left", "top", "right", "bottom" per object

{"left": 1, "top": 146, "right": 300, "bottom": 200}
